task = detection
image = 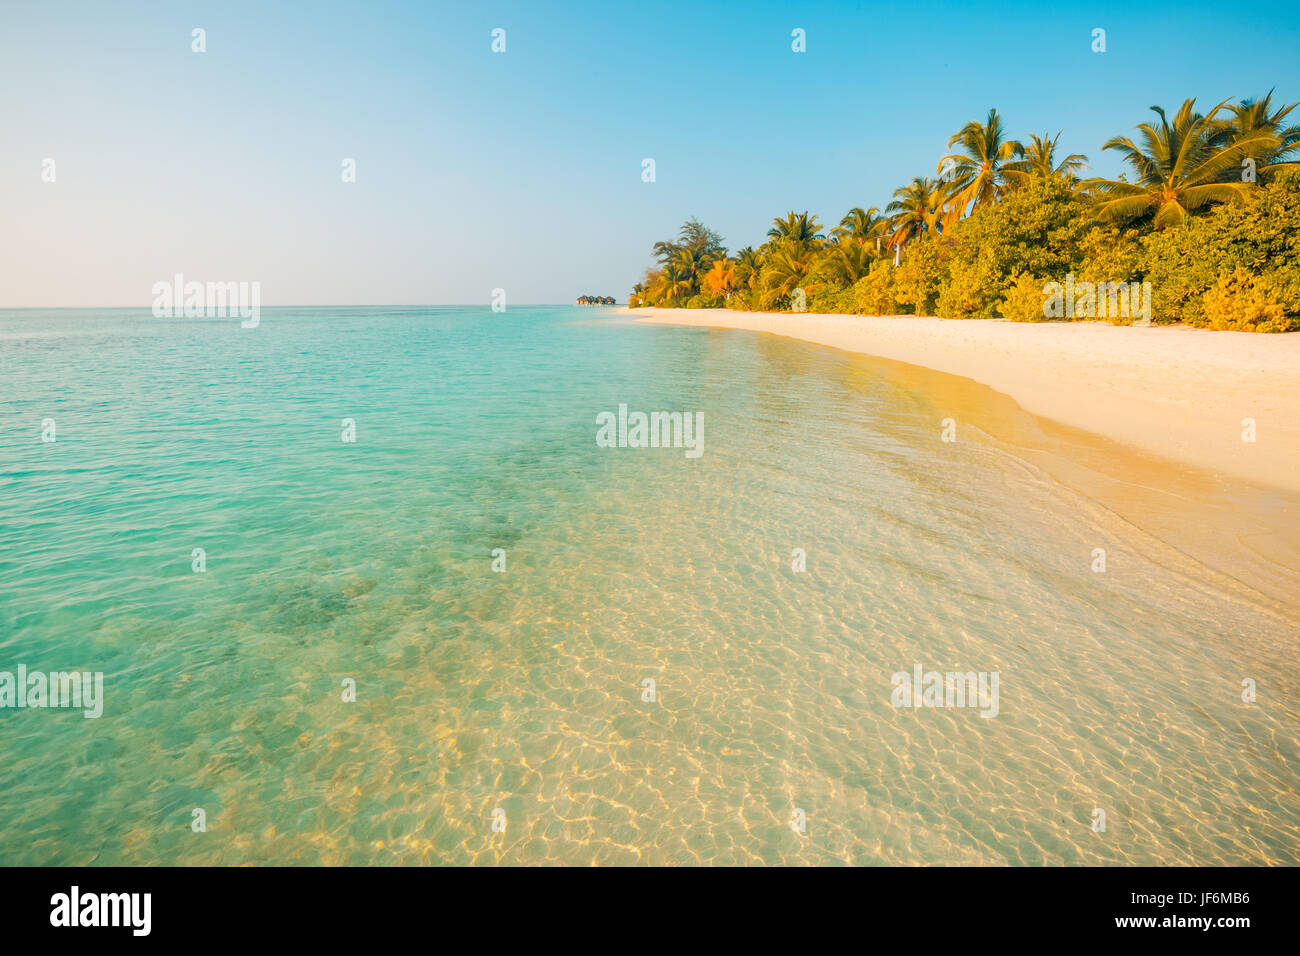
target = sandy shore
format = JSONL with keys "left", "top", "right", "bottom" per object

{"left": 625, "top": 307, "right": 1300, "bottom": 496}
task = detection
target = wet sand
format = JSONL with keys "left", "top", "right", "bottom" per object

{"left": 626, "top": 307, "right": 1300, "bottom": 613}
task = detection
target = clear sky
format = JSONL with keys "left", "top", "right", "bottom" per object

{"left": 2, "top": 0, "right": 1298, "bottom": 306}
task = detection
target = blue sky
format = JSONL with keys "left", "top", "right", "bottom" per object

{"left": 2, "top": 0, "right": 1298, "bottom": 306}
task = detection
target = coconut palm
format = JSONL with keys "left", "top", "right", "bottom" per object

{"left": 759, "top": 241, "right": 817, "bottom": 308}
{"left": 1005, "top": 132, "right": 1089, "bottom": 183}
{"left": 1087, "top": 98, "right": 1280, "bottom": 227}
{"left": 1216, "top": 91, "right": 1300, "bottom": 182}
{"left": 832, "top": 206, "right": 885, "bottom": 242}
{"left": 766, "top": 211, "right": 824, "bottom": 246}
{"left": 669, "top": 246, "right": 710, "bottom": 296}
{"left": 938, "top": 108, "right": 1022, "bottom": 219}
{"left": 733, "top": 246, "right": 763, "bottom": 291}
{"left": 822, "top": 237, "right": 876, "bottom": 285}
{"left": 885, "top": 177, "right": 945, "bottom": 249}
{"left": 703, "top": 257, "right": 735, "bottom": 297}
{"left": 659, "top": 260, "right": 693, "bottom": 303}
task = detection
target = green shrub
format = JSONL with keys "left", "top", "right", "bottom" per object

{"left": 935, "top": 252, "right": 999, "bottom": 318}
{"left": 1077, "top": 225, "right": 1144, "bottom": 284}
{"left": 853, "top": 265, "right": 900, "bottom": 315}
{"left": 1201, "top": 268, "right": 1300, "bottom": 332}
{"left": 1141, "top": 169, "right": 1300, "bottom": 326}
{"left": 941, "top": 177, "right": 1094, "bottom": 314}
{"left": 807, "top": 280, "right": 854, "bottom": 312}
{"left": 836, "top": 286, "right": 859, "bottom": 313}
{"left": 998, "top": 272, "right": 1048, "bottom": 321}
{"left": 893, "top": 238, "right": 952, "bottom": 315}
{"left": 684, "top": 293, "right": 724, "bottom": 309}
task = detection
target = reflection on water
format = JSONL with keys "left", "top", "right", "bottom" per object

{"left": 0, "top": 306, "right": 1296, "bottom": 865}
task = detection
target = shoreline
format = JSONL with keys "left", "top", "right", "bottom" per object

{"left": 623, "top": 307, "right": 1300, "bottom": 494}
{"left": 622, "top": 306, "right": 1300, "bottom": 611}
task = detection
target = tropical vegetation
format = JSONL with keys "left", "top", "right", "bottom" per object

{"left": 628, "top": 95, "right": 1300, "bottom": 331}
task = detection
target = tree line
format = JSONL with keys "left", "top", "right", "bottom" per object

{"left": 629, "top": 95, "right": 1299, "bottom": 332}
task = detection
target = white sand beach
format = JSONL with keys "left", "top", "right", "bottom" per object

{"left": 626, "top": 307, "right": 1300, "bottom": 497}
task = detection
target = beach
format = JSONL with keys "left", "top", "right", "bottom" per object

{"left": 626, "top": 307, "right": 1300, "bottom": 496}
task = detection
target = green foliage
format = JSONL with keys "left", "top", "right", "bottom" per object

{"left": 892, "top": 237, "right": 952, "bottom": 315}
{"left": 853, "top": 264, "right": 900, "bottom": 316}
{"left": 1141, "top": 169, "right": 1300, "bottom": 325}
{"left": 808, "top": 285, "right": 856, "bottom": 313}
{"left": 733, "top": 247, "right": 763, "bottom": 293}
{"left": 630, "top": 104, "right": 1300, "bottom": 331}
{"left": 998, "top": 272, "right": 1048, "bottom": 322}
{"left": 639, "top": 219, "right": 728, "bottom": 305}
{"left": 1201, "top": 268, "right": 1300, "bottom": 332}
{"left": 908, "top": 178, "right": 1092, "bottom": 318}
{"left": 685, "top": 292, "right": 725, "bottom": 309}
{"left": 1088, "top": 99, "right": 1270, "bottom": 228}
{"left": 757, "top": 241, "right": 817, "bottom": 309}
{"left": 1077, "top": 226, "right": 1145, "bottom": 287}
{"left": 952, "top": 177, "right": 1093, "bottom": 280}
{"left": 935, "top": 252, "right": 997, "bottom": 317}
{"left": 767, "top": 211, "right": 824, "bottom": 245}
{"left": 831, "top": 287, "right": 860, "bottom": 314}
{"left": 1141, "top": 221, "right": 1229, "bottom": 324}
{"left": 800, "top": 253, "right": 848, "bottom": 295}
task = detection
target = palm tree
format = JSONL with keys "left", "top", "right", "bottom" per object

{"left": 1216, "top": 91, "right": 1300, "bottom": 182}
{"left": 766, "top": 211, "right": 824, "bottom": 246}
{"left": 703, "top": 257, "right": 735, "bottom": 297}
{"left": 938, "top": 108, "right": 1022, "bottom": 219}
{"left": 659, "top": 261, "right": 692, "bottom": 303}
{"left": 670, "top": 247, "right": 709, "bottom": 296}
{"left": 733, "top": 246, "right": 763, "bottom": 292}
{"left": 760, "top": 241, "right": 817, "bottom": 308}
{"left": 885, "top": 177, "right": 945, "bottom": 249}
{"left": 1087, "top": 98, "right": 1280, "bottom": 227}
{"left": 1005, "top": 132, "right": 1088, "bottom": 182}
{"left": 832, "top": 206, "right": 885, "bottom": 242}
{"left": 822, "top": 237, "right": 876, "bottom": 286}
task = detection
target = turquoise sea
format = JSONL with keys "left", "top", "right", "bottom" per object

{"left": 1, "top": 305, "right": 1296, "bottom": 865}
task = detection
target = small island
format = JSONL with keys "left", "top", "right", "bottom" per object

{"left": 575, "top": 295, "right": 617, "bottom": 305}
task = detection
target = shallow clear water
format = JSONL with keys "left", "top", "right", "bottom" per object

{"left": 1, "top": 306, "right": 1296, "bottom": 865}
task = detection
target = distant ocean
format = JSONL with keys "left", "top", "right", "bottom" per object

{"left": 1, "top": 306, "right": 1295, "bottom": 864}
